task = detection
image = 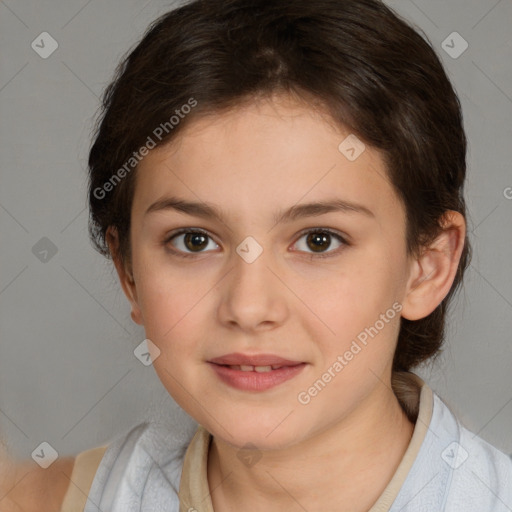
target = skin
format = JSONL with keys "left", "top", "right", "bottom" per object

{"left": 0, "top": 449, "right": 75, "bottom": 512}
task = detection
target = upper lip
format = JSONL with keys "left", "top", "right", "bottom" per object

{"left": 208, "top": 353, "right": 303, "bottom": 367}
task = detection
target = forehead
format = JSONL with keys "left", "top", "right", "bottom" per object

{"left": 133, "top": 95, "right": 402, "bottom": 223}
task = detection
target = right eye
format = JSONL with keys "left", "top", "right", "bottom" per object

{"left": 164, "top": 229, "right": 220, "bottom": 258}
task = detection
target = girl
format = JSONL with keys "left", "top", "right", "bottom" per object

{"left": 5, "top": 0, "right": 512, "bottom": 510}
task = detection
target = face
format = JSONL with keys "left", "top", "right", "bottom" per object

{"left": 120, "top": 94, "right": 415, "bottom": 450}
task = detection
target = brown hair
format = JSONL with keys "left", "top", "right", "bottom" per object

{"left": 88, "top": 0, "right": 471, "bottom": 373}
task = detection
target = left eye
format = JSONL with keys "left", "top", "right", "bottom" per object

{"left": 292, "top": 229, "right": 346, "bottom": 257}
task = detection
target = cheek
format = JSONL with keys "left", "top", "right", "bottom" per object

{"left": 133, "top": 261, "right": 188, "bottom": 338}
{"left": 301, "top": 249, "right": 404, "bottom": 365}
{"left": 316, "top": 250, "right": 401, "bottom": 324}
{"left": 140, "top": 280, "right": 203, "bottom": 404}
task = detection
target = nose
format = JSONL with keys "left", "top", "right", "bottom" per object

{"left": 217, "top": 243, "right": 289, "bottom": 332}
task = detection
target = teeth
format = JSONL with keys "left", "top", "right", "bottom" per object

{"left": 271, "top": 365, "right": 283, "bottom": 370}
{"left": 254, "top": 366, "right": 272, "bottom": 373}
{"left": 228, "top": 365, "right": 275, "bottom": 372}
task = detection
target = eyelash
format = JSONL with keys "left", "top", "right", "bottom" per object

{"left": 163, "top": 228, "right": 349, "bottom": 260}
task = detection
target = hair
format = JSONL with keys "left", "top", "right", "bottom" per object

{"left": 87, "top": 0, "right": 471, "bottom": 374}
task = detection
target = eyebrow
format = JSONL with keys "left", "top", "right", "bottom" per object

{"left": 145, "top": 196, "right": 375, "bottom": 224}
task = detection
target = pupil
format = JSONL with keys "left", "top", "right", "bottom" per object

{"left": 308, "top": 232, "right": 329, "bottom": 252}
{"left": 185, "top": 233, "right": 207, "bottom": 251}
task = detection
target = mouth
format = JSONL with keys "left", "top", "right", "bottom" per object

{"left": 207, "top": 353, "right": 307, "bottom": 391}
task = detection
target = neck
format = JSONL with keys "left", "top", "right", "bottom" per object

{"left": 207, "top": 379, "right": 415, "bottom": 512}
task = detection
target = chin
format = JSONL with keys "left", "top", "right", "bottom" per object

{"left": 207, "top": 413, "right": 306, "bottom": 451}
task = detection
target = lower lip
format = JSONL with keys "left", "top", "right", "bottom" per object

{"left": 208, "top": 362, "right": 307, "bottom": 391}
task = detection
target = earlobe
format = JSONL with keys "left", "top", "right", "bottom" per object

{"left": 105, "top": 226, "right": 144, "bottom": 326}
{"left": 130, "top": 309, "right": 143, "bottom": 324}
{"left": 401, "top": 211, "right": 466, "bottom": 321}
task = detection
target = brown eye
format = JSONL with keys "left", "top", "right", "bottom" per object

{"left": 183, "top": 232, "right": 208, "bottom": 252}
{"left": 165, "top": 229, "right": 219, "bottom": 256}
{"left": 293, "top": 229, "right": 347, "bottom": 257}
{"left": 306, "top": 232, "right": 331, "bottom": 252}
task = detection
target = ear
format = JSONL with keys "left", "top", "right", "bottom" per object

{"left": 106, "top": 226, "right": 144, "bottom": 325}
{"left": 401, "top": 210, "right": 466, "bottom": 321}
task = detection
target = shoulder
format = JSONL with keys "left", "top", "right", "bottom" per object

{"left": 0, "top": 453, "right": 75, "bottom": 512}
{"left": 83, "top": 420, "right": 197, "bottom": 512}
{"left": 390, "top": 389, "right": 512, "bottom": 512}
{"left": 431, "top": 393, "right": 512, "bottom": 511}
{"left": 446, "top": 422, "right": 512, "bottom": 509}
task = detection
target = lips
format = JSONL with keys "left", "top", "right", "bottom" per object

{"left": 208, "top": 353, "right": 303, "bottom": 368}
{"left": 208, "top": 353, "right": 306, "bottom": 391}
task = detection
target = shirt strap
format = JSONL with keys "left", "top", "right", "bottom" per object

{"left": 60, "top": 444, "right": 108, "bottom": 512}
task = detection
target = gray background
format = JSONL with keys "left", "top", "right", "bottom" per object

{"left": 0, "top": 0, "right": 511, "bottom": 461}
